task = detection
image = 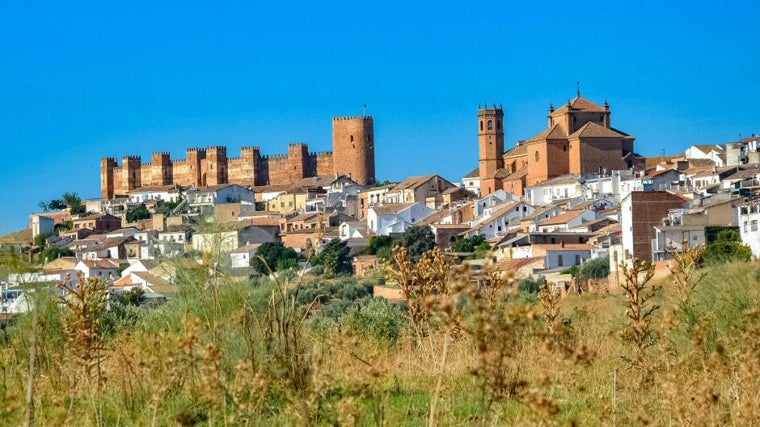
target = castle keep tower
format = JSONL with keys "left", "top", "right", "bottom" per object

{"left": 332, "top": 116, "right": 375, "bottom": 185}
{"left": 478, "top": 106, "right": 505, "bottom": 196}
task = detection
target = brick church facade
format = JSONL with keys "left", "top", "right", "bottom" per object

{"left": 479, "top": 93, "right": 637, "bottom": 196}
{"left": 101, "top": 116, "right": 375, "bottom": 200}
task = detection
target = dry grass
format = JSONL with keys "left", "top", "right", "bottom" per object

{"left": 3, "top": 249, "right": 760, "bottom": 425}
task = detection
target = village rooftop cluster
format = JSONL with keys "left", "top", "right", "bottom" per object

{"left": 3, "top": 93, "right": 760, "bottom": 311}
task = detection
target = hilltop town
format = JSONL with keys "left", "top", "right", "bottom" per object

{"left": 3, "top": 93, "right": 760, "bottom": 299}
{"left": 4, "top": 93, "right": 760, "bottom": 425}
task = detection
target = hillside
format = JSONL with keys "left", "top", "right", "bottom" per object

{"left": 1, "top": 253, "right": 760, "bottom": 425}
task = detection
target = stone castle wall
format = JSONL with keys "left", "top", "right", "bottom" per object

{"left": 101, "top": 116, "right": 374, "bottom": 199}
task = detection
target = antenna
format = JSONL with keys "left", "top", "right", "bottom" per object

{"left": 363, "top": 104, "right": 367, "bottom": 116}
{"left": 576, "top": 81, "right": 581, "bottom": 97}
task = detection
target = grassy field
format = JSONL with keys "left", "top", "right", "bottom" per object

{"left": 2, "top": 252, "right": 760, "bottom": 426}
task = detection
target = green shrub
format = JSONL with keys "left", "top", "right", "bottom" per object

{"left": 341, "top": 298, "right": 407, "bottom": 343}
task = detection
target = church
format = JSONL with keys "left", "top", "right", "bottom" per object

{"left": 477, "top": 91, "right": 639, "bottom": 197}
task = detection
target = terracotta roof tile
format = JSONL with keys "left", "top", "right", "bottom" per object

{"left": 569, "top": 122, "right": 625, "bottom": 138}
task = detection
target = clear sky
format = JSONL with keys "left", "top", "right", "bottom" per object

{"left": 1, "top": 1, "right": 759, "bottom": 233}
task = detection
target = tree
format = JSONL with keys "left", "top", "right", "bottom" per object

{"left": 362, "top": 235, "right": 394, "bottom": 261}
{"left": 38, "top": 201, "right": 48, "bottom": 213}
{"left": 47, "top": 199, "right": 67, "bottom": 211}
{"left": 62, "top": 192, "right": 86, "bottom": 214}
{"left": 33, "top": 232, "right": 53, "bottom": 249}
{"left": 702, "top": 229, "right": 752, "bottom": 265}
{"left": 577, "top": 256, "right": 610, "bottom": 281}
{"left": 252, "top": 242, "right": 302, "bottom": 275}
{"left": 41, "top": 247, "right": 75, "bottom": 262}
{"left": 397, "top": 225, "right": 435, "bottom": 262}
{"left": 155, "top": 200, "right": 181, "bottom": 216}
{"left": 126, "top": 203, "right": 151, "bottom": 223}
{"left": 451, "top": 235, "right": 487, "bottom": 253}
{"left": 314, "top": 239, "right": 352, "bottom": 276}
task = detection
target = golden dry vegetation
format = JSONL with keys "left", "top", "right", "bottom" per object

{"left": 2, "top": 247, "right": 760, "bottom": 426}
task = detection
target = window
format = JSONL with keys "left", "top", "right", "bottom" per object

{"left": 558, "top": 255, "right": 564, "bottom": 267}
{"left": 535, "top": 151, "right": 539, "bottom": 162}
{"left": 487, "top": 120, "right": 493, "bottom": 130}
{"left": 575, "top": 254, "right": 581, "bottom": 265}
{"left": 752, "top": 220, "right": 758, "bottom": 232}
{"left": 480, "top": 121, "right": 483, "bottom": 131}
{"left": 350, "top": 135, "right": 354, "bottom": 142}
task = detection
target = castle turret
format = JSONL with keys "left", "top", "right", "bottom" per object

{"left": 122, "top": 155, "right": 142, "bottom": 193}
{"left": 332, "top": 116, "right": 375, "bottom": 185}
{"left": 205, "top": 146, "right": 228, "bottom": 186}
{"left": 186, "top": 148, "right": 206, "bottom": 186}
{"left": 288, "top": 143, "right": 309, "bottom": 182}
{"left": 150, "top": 152, "right": 173, "bottom": 186}
{"left": 101, "top": 157, "right": 118, "bottom": 200}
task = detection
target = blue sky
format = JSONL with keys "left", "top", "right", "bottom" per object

{"left": 1, "top": 1, "right": 759, "bottom": 233}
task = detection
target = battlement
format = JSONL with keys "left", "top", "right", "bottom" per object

{"left": 333, "top": 115, "right": 373, "bottom": 121}
{"left": 101, "top": 113, "right": 375, "bottom": 198}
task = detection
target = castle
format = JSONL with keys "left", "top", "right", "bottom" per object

{"left": 101, "top": 116, "right": 375, "bottom": 200}
{"left": 478, "top": 92, "right": 637, "bottom": 196}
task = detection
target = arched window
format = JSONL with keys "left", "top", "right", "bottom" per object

{"left": 480, "top": 121, "right": 483, "bottom": 131}
{"left": 487, "top": 120, "right": 493, "bottom": 130}
{"left": 535, "top": 151, "right": 539, "bottom": 162}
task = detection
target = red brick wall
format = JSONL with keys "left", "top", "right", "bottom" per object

{"left": 631, "top": 192, "right": 685, "bottom": 261}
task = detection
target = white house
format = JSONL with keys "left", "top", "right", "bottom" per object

{"left": 507, "top": 243, "right": 592, "bottom": 270}
{"left": 127, "top": 185, "right": 182, "bottom": 204}
{"left": 186, "top": 184, "right": 255, "bottom": 207}
{"left": 31, "top": 215, "right": 55, "bottom": 239}
{"left": 583, "top": 170, "right": 640, "bottom": 202}
{"left": 74, "top": 260, "right": 119, "bottom": 280}
{"left": 684, "top": 144, "right": 725, "bottom": 168}
{"left": 461, "top": 168, "right": 481, "bottom": 196}
{"left": 230, "top": 244, "right": 260, "bottom": 269}
{"left": 534, "top": 209, "right": 599, "bottom": 233}
{"left": 465, "top": 201, "right": 535, "bottom": 239}
{"left": 473, "top": 190, "right": 520, "bottom": 218}
{"left": 525, "top": 175, "right": 584, "bottom": 206}
{"left": 651, "top": 225, "right": 706, "bottom": 261}
{"left": 738, "top": 202, "right": 760, "bottom": 257}
{"left": 367, "top": 203, "right": 435, "bottom": 236}
{"left": 339, "top": 221, "right": 369, "bottom": 240}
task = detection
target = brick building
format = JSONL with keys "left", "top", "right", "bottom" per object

{"left": 478, "top": 91, "right": 638, "bottom": 196}
{"left": 101, "top": 116, "right": 375, "bottom": 200}
{"left": 621, "top": 191, "right": 686, "bottom": 261}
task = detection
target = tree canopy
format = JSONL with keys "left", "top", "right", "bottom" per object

{"left": 126, "top": 204, "right": 151, "bottom": 223}
{"left": 702, "top": 229, "right": 752, "bottom": 265}
{"left": 252, "top": 242, "right": 303, "bottom": 275}
{"left": 313, "top": 239, "right": 353, "bottom": 277}
{"left": 396, "top": 225, "right": 435, "bottom": 262}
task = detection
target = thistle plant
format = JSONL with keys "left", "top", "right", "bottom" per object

{"left": 620, "top": 258, "right": 659, "bottom": 367}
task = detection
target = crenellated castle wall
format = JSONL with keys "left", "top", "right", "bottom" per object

{"left": 101, "top": 116, "right": 374, "bottom": 199}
